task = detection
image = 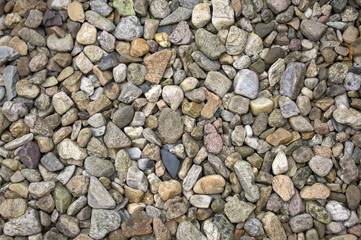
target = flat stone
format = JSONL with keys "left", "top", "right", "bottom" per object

{"left": 272, "top": 151, "right": 288, "bottom": 175}
{"left": 204, "top": 71, "right": 232, "bottom": 98}
{"left": 306, "top": 201, "right": 331, "bottom": 224}
{"left": 121, "top": 211, "right": 153, "bottom": 237}
{"left": 0, "top": 198, "right": 27, "bottom": 218}
{"left": 191, "top": 51, "right": 221, "bottom": 72}
{"left": 158, "top": 108, "right": 183, "bottom": 144}
{"left": 193, "top": 175, "right": 226, "bottom": 194}
{"left": 160, "top": 149, "right": 180, "bottom": 178}
{"left": 300, "top": 183, "right": 331, "bottom": 200}
{"left": 289, "top": 214, "right": 313, "bottom": 233}
{"left": 58, "top": 138, "right": 87, "bottom": 161}
{"left": 104, "top": 122, "right": 131, "bottom": 148}
{"left": 115, "top": 149, "right": 131, "bottom": 183}
{"left": 89, "top": 209, "right": 121, "bottom": 239}
{"left": 150, "top": 0, "right": 171, "bottom": 18}
{"left": 53, "top": 184, "right": 72, "bottom": 213}
{"left": 162, "top": 85, "right": 184, "bottom": 110}
{"left": 88, "top": 176, "right": 116, "bottom": 209}
{"left": 346, "top": 185, "right": 361, "bottom": 210}
{"left": 90, "top": 0, "right": 113, "bottom": 16}
{"left": 85, "top": 10, "right": 116, "bottom": 32}
{"left": 244, "top": 218, "right": 265, "bottom": 237}
{"left": 3, "top": 208, "right": 42, "bottom": 236}
{"left": 3, "top": 65, "right": 19, "bottom": 100}
{"left": 261, "top": 212, "right": 287, "bottom": 240}
{"left": 176, "top": 221, "right": 207, "bottom": 240}
{"left": 191, "top": 3, "right": 211, "bottom": 28}
{"left": 224, "top": 195, "right": 255, "bottom": 223}
{"left": 113, "top": 0, "right": 135, "bottom": 16}
{"left": 195, "top": 28, "right": 226, "bottom": 60}
{"left": 189, "top": 194, "right": 212, "bottom": 208}
{"left": 18, "top": 27, "right": 46, "bottom": 47}
{"left": 126, "top": 166, "right": 148, "bottom": 192}
{"left": 40, "top": 152, "right": 64, "bottom": 172}
{"left": 84, "top": 156, "right": 115, "bottom": 178}
{"left": 0, "top": 46, "right": 20, "bottom": 66}
{"left": 158, "top": 179, "right": 182, "bottom": 201}
{"left": 211, "top": 0, "right": 235, "bottom": 31}
{"left": 68, "top": 0, "right": 85, "bottom": 22}
{"left": 280, "top": 62, "right": 306, "bottom": 100}
{"left": 114, "top": 16, "right": 143, "bottom": 41}
{"left": 234, "top": 69, "right": 259, "bottom": 99}
{"left": 272, "top": 175, "right": 295, "bottom": 201}
{"left": 159, "top": 7, "right": 193, "bottom": 26}
{"left": 308, "top": 155, "right": 333, "bottom": 177}
{"left": 234, "top": 160, "right": 259, "bottom": 202}
{"left": 144, "top": 49, "right": 172, "bottom": 84}
{"left": 325, "top": 200, "right": 350, "bottom": 221}
{"left": 266, "top": 0, "right": 290, "bottom": 14}
{"left": 244, "top": 33, "right": 263, "bottom": 56}
{"left": 300, "top": 19, "right": 328, "bottom": 41}
{"left": 47, "top": 34, "right": 74, "bottom": 52}
{"left": 289, "top": 116, "right": 314, "bottom": 132}
{"left": 19, "top": 141, "right": 40, "bottom": 169}
{"left": 56, "top": 215, "right": 80, "bottom": 238}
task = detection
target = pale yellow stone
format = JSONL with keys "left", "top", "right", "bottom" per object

{"left": 76, "top": 23, "right": 97, "bottom": 45}
{"left": 8, "top": 36, "right": 27, "bottom": 55}
{"left": 127, "top": 202, "right": 146, "bottom": 214}
{"left": 158, "top": 180, "right": 182, "bottom": 201}
{"left": 154, "top": 33, "right": 171, "bottom": 48}
{"left": 9, "top": 182, "right": 29, "bottom": 198}
{"left": 68, "top": 0, "right": 85, "bottom": 22}
{"left": 193, "top": 175, "right": 226, "bottom": 194}
{"left": 250, "top": 98, "right": 274, "bottom": 115}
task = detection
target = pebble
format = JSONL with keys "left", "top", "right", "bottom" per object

{"left": 244, "top": 33, "right": 263, "bottom": 56}
{"left": 234, "top": 69, "right": 259, "bottom": 99}
{"left": 308, "top": 155, "right": 333, "bottom": 177}
{"left": 88, "top": 176, "right": 116, "bottom": 209}
{"left": 326, "top": 200, "right": 351, "bottom": 221}
{"left": 68, "top": 0, "right": 85, "bottom": 22}
{"left": 176, "top": 221, "right": 207, "bottom": 240}
{"left": 3, "top": 208, "right": 42, "bottom": 236}
{"left": 89, "top": 209, "right": 121, "bottom": 239}
{"left": 159, "top": 7, "right": 192, "bottom": 26}
{"left": 300, "top": 183, "right": 331, "bottom": 200}
{"left": 261, "top": 212, "right": 287, "bottom": 240}
{"left": 85, "top": 10, "right": 116, "bottom": 32}
{"left": 272, "top": 175, "right": 295, "bottom": 201}
{"left": 121, "top": 211, "right": 153, "bottom": 237}
{"left": 280, "top": 62, "right": 306, "bottom": 100}
{"left": 150, "top": 0, "right": 171, "bottom": 18}
{"left": 40, "top": 152, "right": 64, "bottom": 172}
{"left": 192, "top": 3, "right": 211, "bottom": 28}
{"left": 0, "top": 198, "right": 27, "bottom": 218}
{"left": 224, "top": 195, "right": 255, "bottom": 223}
{"left": 3, "top": 65, "right": 19, "bottom": 100}
{"left": 272, "top": 151, "right": 288, "bottom": 175}
{"left": 211, "top": 0, "right": 235, "bottom": 31}
{"left": 289, "top": 214, "right": 313, "bottom": 233}
{"left": 205, "top": 71, "right": 232, "bottom": 98}
{"left": 193, "top": 175, "right": 226, "bottom": 194}
{"left": 234, "top": 160, "right": 259, "bottom": 202}
{"left": 114, "top": 16, "right": 143, "bottom": 41}
{"left": 195, "top": 28, "right": 226, "bottom": 60}
{"left": 144, "top": 49, "right": 172, "bottom": 84}
{"left": 162, "top": 85, "right": 184, "bottom": 110}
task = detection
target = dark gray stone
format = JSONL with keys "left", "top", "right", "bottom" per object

{"left": 161, "top": 149, "right": 180, "bottom": 178}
